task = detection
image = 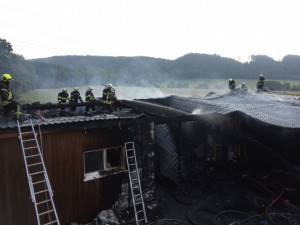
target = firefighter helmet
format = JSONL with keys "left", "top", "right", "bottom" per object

{"left": 107, "top": 83, "right": 112, "bottom": 88}
{"left": 1, "top": 74, "right": 12, "bottom": 82}
{"left": 259, "top": 74, "right": 263, "bottom": 77}
{"left": 74, "top": 87, "right": 79, "bottom": 91}
{"left": 242, "top": 82, "right": 245, "bottom": 85}
{"left": 229, "top": 78, "right": 232, "bottom": 81}
{"left": 88, "top": 86, "right": 94, "bottom": 91}
{"left": 62, "top": 88, "right": 67, "bottom": 92}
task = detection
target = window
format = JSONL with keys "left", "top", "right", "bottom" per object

{"left": 84, "top": 146, "right": 125, "bottom": 181}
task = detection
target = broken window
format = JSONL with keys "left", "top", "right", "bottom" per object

{"left": 84, "top": 146, "right": 125, "bottom": 181}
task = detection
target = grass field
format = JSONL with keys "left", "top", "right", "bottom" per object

{"left": 17, "top": 79, "right": 300, "bottom": 104}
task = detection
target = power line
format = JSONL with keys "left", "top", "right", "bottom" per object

{"left": 2, "top": 22, "right": 69, "bottom": 42}
{"left": 0, "top": 3, "right": 42, "bottom": 16}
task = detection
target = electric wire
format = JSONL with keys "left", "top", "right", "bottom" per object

{"left": 240, "top": 212, "right": 300, "bottom": 225}
{"left": 250, "top": 177, "right": 300, "bottom": 212}
{"left": 213, "top": 210, "right": 250, "bottom": 225}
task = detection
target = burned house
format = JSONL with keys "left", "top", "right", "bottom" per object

{"left": 1, "top": 92, "right": 300, "bottom": 225}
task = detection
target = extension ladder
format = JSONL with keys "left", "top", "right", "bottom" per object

{"left": 17, "top": 119, "right": 60, "bottom": 225}
{"left": 125, "top": 142, "right": 147, "bottom": 225}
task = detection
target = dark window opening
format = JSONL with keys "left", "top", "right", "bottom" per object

{"left": 107, "top": 147, "right": 122, "bottom": 168}
{"left": 84, "top": 150, "right": 104, "bottom": 174}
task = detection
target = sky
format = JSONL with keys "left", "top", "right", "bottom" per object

{"left": 1, "top": 0, "right": 300, "bottom": 62}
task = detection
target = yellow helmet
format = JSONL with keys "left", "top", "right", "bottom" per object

{"left": 88, "top": 86, "right": 94, "bottom": 91}
{"left": 107, "top": 83, "right": 112, "bottom": 88}
{"left": 229, "top": 78, "right": 233, "bottom": 81}
{"left": 74, "top": 87, "right": 79, "bottom": 91}
{"left": 259, "top": 74, "right": 263, "bottom": 77}
{"left": 1, "top": 74, "right": 12, "bottom": 82}
{"left": 62, "top": 88, "right": 67, "bottom": 92}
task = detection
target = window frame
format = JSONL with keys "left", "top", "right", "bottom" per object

{"left": 83, "top": 146, "right": 125, "bottom": 181}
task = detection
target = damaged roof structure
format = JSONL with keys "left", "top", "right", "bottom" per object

{"left": 1, "top": 92, "right": 300, "bottom": 225}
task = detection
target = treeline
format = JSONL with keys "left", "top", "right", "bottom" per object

{"left": 1, "top": 38, "right": 300, "bottom": 97}
{"left": 0, "top": 38, "right": 37, "bottom": 98}
{"left": 33, "top": 54, "right": 300, "bottom": 88}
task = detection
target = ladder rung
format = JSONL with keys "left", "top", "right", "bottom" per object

{"left": 44, "top": 221, "right": 58, "bottom": 225}
{"left": 132, "top": 186, "right": 139, "bottom": 189}
{"left": 28, "top": 162, "right": 43, "bottom": 167}
{"left": 29, "top": 171, "right": 44, "bottom": 176}
{"left": 39, "top": 209, "right": 54, "bottom": 216}
{"left": 138, "top": 219, "right": 145, "bottom": 221}
{"left": 134, "top": 194, "right": 140, "bottom": 197}
{"left": 35, "top": 189, "right": 48, "bottom": 195}
{"left": 37, "top": 199, "right": 51, "bottom": 205}
{"left": 33, "top": 180, "right": 45, "bottom": 185}
{"left": 136, "top": 210, "right": 144, "bottom": 214}
{"left": 135, "top": 202, "right": 142, "bottom": 205}
{"left": 130, "top": 171, "right": 136, "bottom": 173}
{"left": 23, "top": 139, "right": 36, "bottom": 142}
{"left": 128, "top": 156, "right": 135, "bottom": 158}
{"left": 132, "top": 178, "right": 138, "bottom": 182}
{"left": 126, "top": 149, "right": 134, "bottom": 151}
{"left": 128, "top": 163, "right": 135, "bottom": 166}
{"left": 21, "top": 131, "right": 34, "bottom": 135}
{"left": 24, "top": 146, "right": 38, "bottom": 150}
{"left": 26, "top": 154, "right": 40, "bottom": 158}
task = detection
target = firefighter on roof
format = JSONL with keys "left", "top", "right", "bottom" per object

{"left": 0, "top": 74, "right": 21, "bottom": 119}
{"left": 57, "top": 88, "right": 70, "bottom": 116}
{"left": 241, "top": 82, "right": 248, "bottom": 93}
{"left": 228, "top": 78, "right": 236, "bottom": 91}
{"left": 70, "top": 87, "right": 83, "bottom": 114}
{"left": 256, "top": 74, "right": 265, "bottom": 92}
{"left": 85, "top": 86, "right": 96, "bottom": 114}
{"left": 102, "top": 83, "right": 116, "bottom": 113}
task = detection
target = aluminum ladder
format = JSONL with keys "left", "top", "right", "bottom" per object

{"left": 17, "top": 119, "right": 60, "bottom": 225}
{"left": 125, "top": 142, "right": 147, "bottom": 225}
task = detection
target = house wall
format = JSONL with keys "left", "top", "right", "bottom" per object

{"left": 0, "top": 126, "right": 126, "bottom": 225}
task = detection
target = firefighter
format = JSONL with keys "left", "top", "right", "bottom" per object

{"left": 102, "top": 83, "right": 114, "bottom": 113}
{"left": 241, "top": 82, "right": 248, "bottom": 93}
{"left": 0, "top": 74, "right": 21, "bottom": 119}
{"left": 85, "top": 86, "right": 96, "bottom": 114}
{"left": 256, "top": 74, "right": 265, "bottom": 92}
{"left": 70, "top": 87, "right": 83, "bottom": 114}
{"left": 228, "top": 78, "right": 236, "bottom": 91}
{"left": 57, "top": 88, "right": 70, "bottom": 116}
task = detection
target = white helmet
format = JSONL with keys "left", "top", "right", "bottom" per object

{"left": 259, "top": 74, "right": 263, "bottom": 77}
{"left": 88, "top": 86, "right": 94, "bottom": 91}
{"left": 229, "top": 78, "right": 233, "bottom": 81}
{"left": 107, "top": 83, "right": 112, "bottom": 88}
{"left": 74, "top": 87, "right": 79, "bottom": 91}
{"left": 242, "top": 82, "right": 245, "bottom": 85}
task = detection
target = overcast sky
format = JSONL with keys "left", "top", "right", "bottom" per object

{"left": 1, "top": 0, "right": 300, "bottom": 62}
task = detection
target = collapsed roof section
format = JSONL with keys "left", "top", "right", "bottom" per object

{"left": 133, "top": 93, "right": 300, "bottom": 128}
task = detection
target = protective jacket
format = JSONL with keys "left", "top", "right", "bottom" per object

{"left": 85, "top": 90, "right": 95, "bottom": 102}
{"left": 228, "top": 80, "right": 236, "bottom": 90}
{"left": 242, "top": 84, "right": 248, "bottom": 90}
{"left": 70, "top": 90, "right": 83, "bottom": 103}
{"left": 257, "top": 77, "right": 265, "bottom": 85}
{"left": 102, "top": 87, "right": 111, "bottom": 104}
{"left": 0, "top": 81, "right": 13, "bottom": 106}
{"left": 57, "top": 92, "right": 70, "bottom": 104}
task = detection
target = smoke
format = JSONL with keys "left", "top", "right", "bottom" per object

{"left": 192, "top": 108, "right": 204, "bottom": 114}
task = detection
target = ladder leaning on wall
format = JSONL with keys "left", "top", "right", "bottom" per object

{"left": 125, "top": 142, "right": 147, "bottom": 225}
{"left": 17, "top": 119, "right": 60, "bottom": 225}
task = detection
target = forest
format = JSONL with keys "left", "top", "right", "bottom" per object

{"left": 1, "top": 37, "right": 300, "bottom": 98}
